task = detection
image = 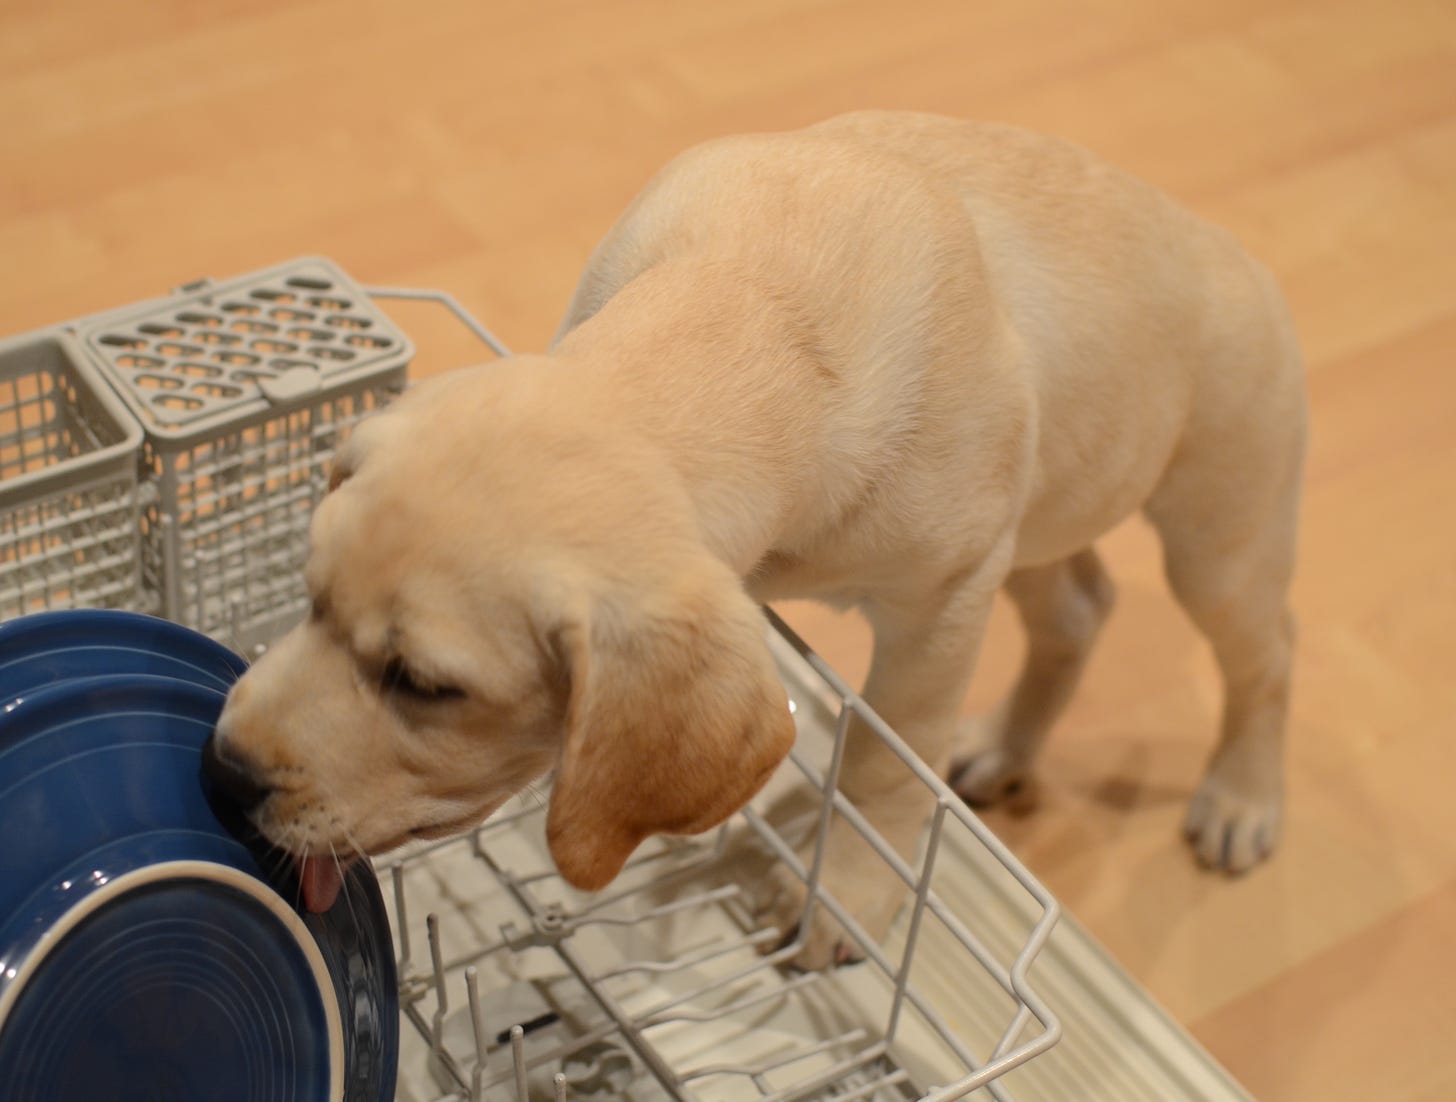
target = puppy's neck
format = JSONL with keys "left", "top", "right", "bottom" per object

{"left": 550, "top": 259, "right": 837, "bottom": 576}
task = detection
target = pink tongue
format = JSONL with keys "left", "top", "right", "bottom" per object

{"left": 299, "top": 856, "right": 346, "bottom": 914}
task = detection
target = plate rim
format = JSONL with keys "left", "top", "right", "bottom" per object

{"left": 0, "top": 609, "right": 249, "bottom": 695}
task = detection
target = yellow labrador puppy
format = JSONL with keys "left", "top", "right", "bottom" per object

{"left": 209, "top": 111, "right": 1306, "bottom": 966}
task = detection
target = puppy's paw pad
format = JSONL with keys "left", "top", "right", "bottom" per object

{"left": 750, "top": 860, "right": 894, "bottom": 971}
{"left": 749, "top": 862, "right": 807, "bottom": 941}
{"left": 949, "top": 749, "right": 1036, "bottom": 811}
{"left": 1184, "top": 780, "right": 1281, "bottom": 874}
{"left": 750, "top": 864, "right": 845, "bottom": 970}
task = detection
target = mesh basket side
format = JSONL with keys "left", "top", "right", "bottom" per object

{"left": 143, "top": 374, "right": 402, "bottom": 650}
{"left": 0, "top": 476, "right": 141, "bottom": 618}
{"left": 0, "top": 334, "right": 144, "bottom": 619}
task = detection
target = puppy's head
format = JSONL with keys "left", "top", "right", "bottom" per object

{"left": 211, "top": 365, "right": 795, "bottom": 902}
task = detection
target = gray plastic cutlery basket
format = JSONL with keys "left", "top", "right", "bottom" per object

{"left": 0, "top": 330, "right": 146, "bottom": 620}
{"left": 0, "top": 258, "right": 413, "bottom": 651}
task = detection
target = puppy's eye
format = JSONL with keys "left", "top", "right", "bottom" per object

{"left": 381, "top": 658, "right": 466, "bottom": 703}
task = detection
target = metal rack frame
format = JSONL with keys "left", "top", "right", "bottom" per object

{"left": 361, "top": 281, "right": 1062, "bottom": 1101}
{"left": 374, "top": 595, "right": 1061, "bottom": 1101}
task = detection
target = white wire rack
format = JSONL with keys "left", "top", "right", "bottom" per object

{"left": 355, "top": 286, "right": 1063, "bottom": 1102}
{"left": 375, "top": 611, "right": 1063, "bottom": 1102}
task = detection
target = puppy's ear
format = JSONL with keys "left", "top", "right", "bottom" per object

{"left": 546, "top": 558, "right": 796, "bottom": 891}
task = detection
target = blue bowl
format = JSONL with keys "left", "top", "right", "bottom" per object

{"left": 0, "top": 636, "right": 397, "bottom": 1102}
{"left": 0, "top": 608, "right": 251, "bottom": 705}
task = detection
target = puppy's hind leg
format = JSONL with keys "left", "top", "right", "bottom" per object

{"left": 950, "top": 548, "right": 1116, "bottom": 808}
{"left": 1145, "top": 414, "right": 1305, "bottom": 873}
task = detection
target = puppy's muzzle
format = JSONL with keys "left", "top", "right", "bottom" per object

{"left": 201, "top": 732, "right": 272, "bottom": 815}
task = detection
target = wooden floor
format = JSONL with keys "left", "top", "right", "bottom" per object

{"left": 2, "top": 2, "right": 1453, "bottom": 1098}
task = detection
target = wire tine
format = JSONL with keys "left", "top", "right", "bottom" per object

{"left": 681, "top": 1027, "right": 870, "bottom": 1082}
{"left": 987, "top": 1063, "right": 1019, "bottom": 1102}
{"left": 753, "top": 1044, "right": 892, "bottom": 1102}
{"left": 511, "top": 1024, "right": 529, "bottom": 1102}
{"left": 630, "top": 933, "right": 804, "bottom": 1026}
{"left": 427, "top": 913, "right": 448, "bottom": 1058}
{"left": 887, "top": 798, "right": 949, "bottom": 1042}
{"left": 400, "top": 1001, "right": 468, "bottom": 1096}
{"left": 471, "top": 1017, "right": 624, "bottom": 1098}
{"left": 819, "top": 1068, "right": 913, "bottom": 1102}
{"left": 710, "top": 819, "right": 732, "bottom": 858}
{"left": 595, "top": 926, "right": 779, "bottom": 981}
{"left": 643, "top": 969, "right": 822, "bottom": 1028}
{"left": 791, "top": 697, "right": 853, "bottom": 951}
{"left": 988, "top": 1002, "right": 1034, "bottom": 1069}
{"left": 466, "top": 967, "right": 488, "bottom": 1101}
{"left": 391, "top": 864, "right": 412, "bottom": 974}
{"left": 577, "top": 883, "right": 742, "bottom": 928}
{"left": 362, "top": 285, "right": 510, "bottom": 357}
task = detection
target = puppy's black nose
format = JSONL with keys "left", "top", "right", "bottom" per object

{"left": 201, "top": 732, "right": 272, "bottom": 814}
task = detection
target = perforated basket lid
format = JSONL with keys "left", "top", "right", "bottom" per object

{"left": 80, "top": 258, "right": 412, "bottom": 439}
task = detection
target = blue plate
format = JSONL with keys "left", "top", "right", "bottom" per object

{"left": 0, "top": 668, "right": 397, "bottom": 1102}
{"left": 0, "top": 873, "right": 335, "bottom": 1102}
{"left": 0, "top": 608, "right": 251, "bottom": 705}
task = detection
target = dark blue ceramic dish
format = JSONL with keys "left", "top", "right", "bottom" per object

{"left": 0, "top": 613, "right": 397, "bottom": 1102}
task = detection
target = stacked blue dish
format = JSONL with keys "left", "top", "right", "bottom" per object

{"left": 0, "top": 610, "right": 397, "bottom": 1102}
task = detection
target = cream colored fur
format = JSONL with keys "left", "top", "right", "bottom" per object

{"left": 216, "top": 111, "right": 1306, "bottom": 966}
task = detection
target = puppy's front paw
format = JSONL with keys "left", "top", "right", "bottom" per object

{"left": 948, "top": 746, "right": 1037, "bottom": 811}
{"left": 753, "top": 865, "right": 861, "bottom": 970}
{"left": 750, "top": 824, "right": 907, "bottom": 971}
{"left": 1184, "top": 774, "right": 1282, "bottom": 873}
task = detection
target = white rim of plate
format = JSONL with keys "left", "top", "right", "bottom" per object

{"left": 0, "top": 859, "right": 344, "bottom": 1102}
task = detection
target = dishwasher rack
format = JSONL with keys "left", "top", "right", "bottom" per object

{"left": 376, "top": 605, "right": 1062, "bottom": 1102}
{"left": 1, "top": 267, "right": 1064, "bottom": 1100}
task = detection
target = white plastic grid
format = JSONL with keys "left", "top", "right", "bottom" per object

{"left": 83, "top": 259, "right": 412, "bottom": 435}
